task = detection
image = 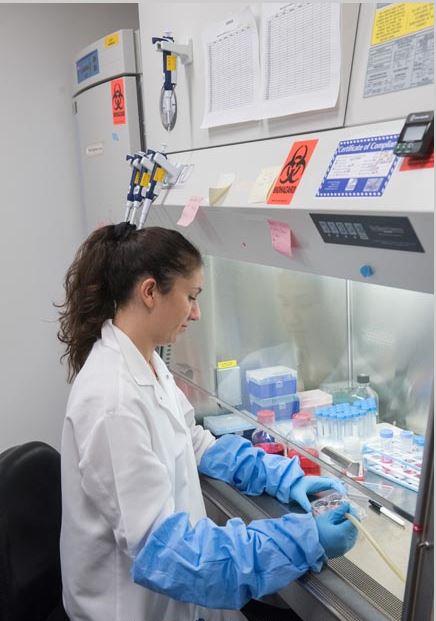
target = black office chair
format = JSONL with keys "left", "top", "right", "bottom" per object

{"left": 0, "top": 441, "right": 69, "bottom": 621}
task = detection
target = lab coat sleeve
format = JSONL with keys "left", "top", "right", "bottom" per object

{"left": 198, "top": 434, "right": 304, "bottom": 503}
{"left": 75, "top": 410, "right": 174, "bottom": 558}
{"left": 175, "top": 385, "right": 216, "bottom": 463}
{"left": 132, "top": 510, "right": 325, "bottom": 609}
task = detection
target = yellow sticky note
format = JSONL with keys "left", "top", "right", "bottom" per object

{"left": 217, "top": 360, "right": 237, "bottom": 369}
{"left": 249, "top": 166, "right": 281, "bottom": 203}
{"left": 208, "top": 173, "right": 236, "bottom": 206}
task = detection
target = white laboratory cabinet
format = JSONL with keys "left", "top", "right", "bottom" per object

{"left": 138, "top": 2, "right": 360, "bottom": 152}
{"left": 73, "top": 29, "right": 144, "bottom": 233}
{"left": 136, "top": 2, "right": 434, "bottom": 620}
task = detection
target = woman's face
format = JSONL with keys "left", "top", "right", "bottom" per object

{"left": 154, "top": 267, "right": 203, "bottom": 345}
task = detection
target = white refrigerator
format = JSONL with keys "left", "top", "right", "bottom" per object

{"left": 73, "top": 29, "right": 143, "bottom": 233}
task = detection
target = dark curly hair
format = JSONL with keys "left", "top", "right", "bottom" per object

{"left": 56, "top": 225, "right": 202, "bottom": 382}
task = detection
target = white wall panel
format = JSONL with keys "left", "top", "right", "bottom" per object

{"left": 346, "top": 3, "right": 434, "bottom": 127}
{"left": 0, "top": 3, "right": 139, "bottom": 452}
{"left": 138, "top": 2, "right": 359, "bottom": 152}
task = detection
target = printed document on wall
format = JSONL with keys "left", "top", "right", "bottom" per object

{"left": 259, "top": 3, "right": 341, "bottom": 119}
{"left": 201, "top": 8, "right": 260, "bottom": 128}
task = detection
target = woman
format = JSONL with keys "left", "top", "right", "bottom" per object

{"left": 57, "top": 223, "right": 357, "bottom": 621}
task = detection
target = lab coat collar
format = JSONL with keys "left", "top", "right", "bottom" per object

{"left": 102, "top": 320, "right": 154, "bottom": 386}
{"left": 102, "top": 321, "right": 188, "bottom": 444}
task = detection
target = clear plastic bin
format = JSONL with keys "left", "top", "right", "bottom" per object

{"left": 203, "top": 414, "right": 256, "bottom": 437}
{"left": 246, "top": 366, "right": 297, "bottom": 399}
{"left": 249, "top": 394, "right": 299, "bottom": 420}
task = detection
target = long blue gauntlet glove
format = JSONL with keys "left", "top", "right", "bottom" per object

{"left": 132, "top": 511, "right": 325, "bottom": 609}
{"left": 199, "top": 435, "right": 345, "bottom": 510}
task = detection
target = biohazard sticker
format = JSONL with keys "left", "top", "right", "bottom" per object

{"left": 111, "top": 79, "right": 126, "bottom": 125}
{"left": 268, "top": 139, "right": 318, "bottom": 205}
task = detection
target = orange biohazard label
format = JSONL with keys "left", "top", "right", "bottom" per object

{"left": 268, "top": 139, "right": 318, "bottom": 205}
{"left": 400, "top": 149, "right": 434, "bottom": 171}
{"left": 111, "top": 79, "right": 126, "bottom": 125}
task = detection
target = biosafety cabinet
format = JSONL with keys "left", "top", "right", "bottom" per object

{"left": 137, "top": 3, "right": 434, "bottom": 620}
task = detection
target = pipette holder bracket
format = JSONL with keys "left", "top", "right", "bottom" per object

{"left": 154, "top": 39, "right": 193, "bottom": 65}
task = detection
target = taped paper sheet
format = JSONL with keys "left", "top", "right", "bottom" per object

{"left": 201, "top": 8, "right": 260, "bottom": 128}
{"left": 259, "top": 3, "right": 341, "bottom": 119}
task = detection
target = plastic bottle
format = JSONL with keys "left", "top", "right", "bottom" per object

{"left": 352, "top": 374, "right": 379, "bottom": 423}
{"left": 327, "top": 407, "right": 337, "bottom": 443}
{"left": 350, "top": 406, "right": 360, "bottom": 438}
{"left": 380, "top": 429, "right": 393, "bottom": 464}
{"left": 413, "top": 435, "right": 425, "bottom": 463}
{"left": 399, "top": 430, "right": 414, "bottom": 454}
{"left": 315, "top": 408, "right": 326, "bottom": 443}
{"left": 289, "top": 411, "right": 316, "bottom": 446}
{"left": 399, "top": 430, "right": 414, "bottom": 470}
{"left": 343, "top": 410, "right": 353, "bottom": 439}
{"left": 366, "top": 398, "right": 378, "bottom": 438}
{"left": 251, "top": 409, "right": 275, "bottom": 446}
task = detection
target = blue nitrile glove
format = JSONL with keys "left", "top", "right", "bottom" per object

{"left": 315, "top": 502, "right": 358, "bottom": 559}
{"left": 199, "top": 434, "right": 346, "bottom": 511}
{"left": 132, "top": 511, "right": 325, "bottom": 609}
{"left": 289, "top": 476, "right": 347, "bottom": 513}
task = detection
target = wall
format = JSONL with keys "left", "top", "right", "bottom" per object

{"left": 0, "top": 3, "right": 139, "bottom": 451}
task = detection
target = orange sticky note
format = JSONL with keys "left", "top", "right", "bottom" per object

{"left": 177, "top": 196, "right": 203, "bottom": 227}
{"left": 267, "top": 219, "right": 292, "bottom": 257}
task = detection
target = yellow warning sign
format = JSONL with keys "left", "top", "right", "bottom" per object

{"left": 371, "top": 3, "right": 434, "bottom": 46}
{"left": 217, "top": 360, "right": 237, "bottom": 369}
{"left": 104, "top": 32, "right": 120, "bottom": 48}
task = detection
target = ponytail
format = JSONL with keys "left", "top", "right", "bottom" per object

{"left": 57, "top": 226, "right": 115, "bottom": 382}
{"left": 56, "top": 225, "right": 202, "bottom": 382}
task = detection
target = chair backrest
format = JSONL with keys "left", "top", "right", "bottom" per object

{"left": 0, "top": 441, "right": 63, "bottom": 621}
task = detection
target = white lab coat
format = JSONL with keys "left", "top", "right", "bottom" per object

{"left": 60, "top": 319, "right": 246, "bottom": 621}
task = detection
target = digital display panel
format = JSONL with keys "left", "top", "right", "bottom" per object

{"left": 76, "top": 49, "right": 99, "bottom": 84}
{"left": 310, "top": 213, "right": 424, "bottom": 253}
{"left": 402, "top": 124, "right": 427, "bottom": 142}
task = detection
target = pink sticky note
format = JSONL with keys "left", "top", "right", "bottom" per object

{"left": 177, "top": 196, "right": 203, "bottom": 227}
{"left": 267, "top": 219, "right": 292, "bottom": 257}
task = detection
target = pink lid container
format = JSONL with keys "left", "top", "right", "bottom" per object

{"left": 256, "top": 409, "right": 275, "bottom": 425}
